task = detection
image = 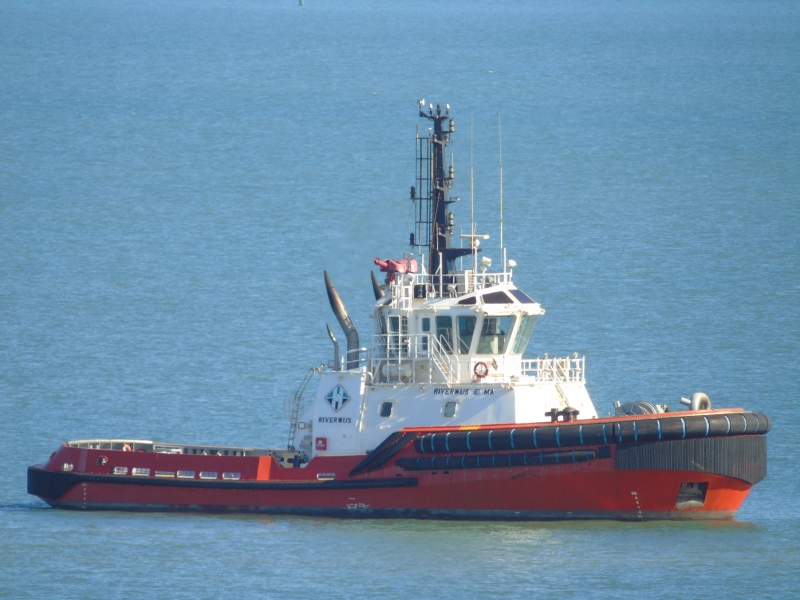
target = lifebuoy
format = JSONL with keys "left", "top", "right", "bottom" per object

{"left": 473, "top": 362, "right": 489, "bottom": 378}
{"left": 122, "top": 444, "right": 132, "bottom": 452}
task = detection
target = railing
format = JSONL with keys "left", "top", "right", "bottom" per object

{"left": 388, "top": 270, "right": 513, "bottom": 307}
{"left": 428, "top": 334, "right": 460, "bottom": 383}
{"left": 328, "top": 334, "right": 584, "bottom": 387}
{"left": 371, "top": 333, "right": 424, "bottom": 361}
{"left": 364, "top": 333, "right": 460, "bottom": 384}
{"left": 520, "top": 356, "right": 586, "bottom": 383}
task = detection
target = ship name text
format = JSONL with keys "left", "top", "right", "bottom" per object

{"left": 433, "top": 388, "right": 495, "bottom": 396}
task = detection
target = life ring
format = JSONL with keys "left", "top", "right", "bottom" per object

{"left": 122, "top": 444, "right": 132, "bottom": 452}
{"left": 473, "top": 362, "right": 489, "bottom": 379}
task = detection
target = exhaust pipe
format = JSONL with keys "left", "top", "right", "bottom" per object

{"left": 323, "top": 271, "right": 360, "bottom": 370}
{"left": 326, "top": 324, "right": 340, "bottom": 370}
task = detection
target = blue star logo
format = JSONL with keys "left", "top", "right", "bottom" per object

{"left": 325, "top": 384, "right": 351, "bottom": 412}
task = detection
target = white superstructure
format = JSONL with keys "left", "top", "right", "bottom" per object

{"left": 289, "top": 102, "right": 597, "bottom": 459}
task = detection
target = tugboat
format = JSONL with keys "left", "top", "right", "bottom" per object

{"left": 28, "top": 103, "right": 769, "bottom": 520}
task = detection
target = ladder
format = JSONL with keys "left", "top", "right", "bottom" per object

{"left": 287, "top": 366, "right": 321, "bottom": 451}
{"left": 428, "top": 335, "right": 459, "bottom": 383}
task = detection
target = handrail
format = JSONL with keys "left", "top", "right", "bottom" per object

{"left": 339, "top": 334, "right": 583, "bottom": 386}
{"left": 428, "top": 334, "right": 460, "bottom": 383}
{"left": 520, "top": 357, "right": 585, "bottom": 383}
{"left": 365, "top": 333, "right": 461, "bottom": 384}
{"left": 388, "top": 270, "right": 514, "bottom": 301}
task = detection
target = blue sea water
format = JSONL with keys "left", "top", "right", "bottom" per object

{"left": 1, "top": 0, "right": 798, "bottom": 597}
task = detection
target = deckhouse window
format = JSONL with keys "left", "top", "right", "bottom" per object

{"left": 421, "top": 317, "right": 430, "bottom": 351}
{"left": 436, "top": 316, "right": 453, "bottom": 354}
{"left": 379, "top": 402, "right": 393, "bottom": 417}
{"left": 476, "top": 315, "right": 516, "bottom": 355}
{"left": 511, "top": 315, "right": 537, "bottom": 354}
{"left": 444, "top": 401, "right": 458, "bottom": 418}
{"left": 457, "top": 316, "right": 477, "bottom": 354}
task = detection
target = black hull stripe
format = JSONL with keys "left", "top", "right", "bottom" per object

{"left": 27, "top": 466, "right": 417, "bottom": 501}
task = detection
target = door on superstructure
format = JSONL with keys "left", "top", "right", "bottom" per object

{"left": 387, "top": 315, "right": 409, "bottom": 358}
{"left": 435, "top": 316, "right": 453, "bottom": 354}
{"left": 457, "top": 315, "right": 477, "bottom": 354}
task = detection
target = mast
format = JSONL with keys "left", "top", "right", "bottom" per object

{"left": 410, "top": 102, "right": 472, "bottom": 287}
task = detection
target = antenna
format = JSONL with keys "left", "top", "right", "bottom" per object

{"left": 499, "top": 112, "right": 505, "bottom": 272}
{"left": 471, "top": 114, "right": 475, "bottom": 272}
{"left": 414, "top": 101, "right": 471, "bottom": 289}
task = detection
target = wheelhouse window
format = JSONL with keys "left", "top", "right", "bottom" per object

{"left": 457, "top": 316, "right": 477, "bottom": 354}
{"left": 509, "top": 289, "right": 536, "bottom": 304}
{"left": 436, "top": 316, "right": 453, "bottom": 354}
{"left": 482, "top": 291, "right": 514, "bottom": 304}
{"left": 511, "top": 315, "right": 537, "bottom": 354}
{"left": 476, "top": 315, "right": 516, "bottom": 355}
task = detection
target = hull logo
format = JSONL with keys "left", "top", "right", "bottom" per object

{"left": 325, "top": 384, "right": 351, "bottom": 412}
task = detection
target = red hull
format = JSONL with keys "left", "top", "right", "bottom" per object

{"left": 28, "top": 412, "right": 768, "bottom": 521}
